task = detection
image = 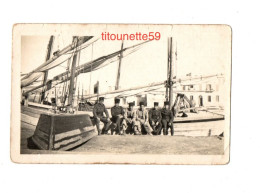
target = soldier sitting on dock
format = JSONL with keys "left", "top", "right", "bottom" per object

{"left": 136, "top": 102, "right": 153, "bottom": 135}
{"left": 93, "top": 97, "right": 111, "bottom": 135}
{"left": 110, "top": 98, "right": 126, "bottom": 135}
{"left": 161, "top": 101, "right": 174, "bottom": 136}
{"left": 149, "top": 102, "right": 162, "bottom": 135}
{"left": 123, "top": 102, "right": 138, "bottom": 134}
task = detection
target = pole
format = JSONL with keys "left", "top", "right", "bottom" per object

{"left": 41, "top": 35, "right": 55, "bottom": 103}
{"left": 115, "top": 41, "right": 124, "bottom": 90}
{"left": 89, "top": 43, "right": 94, "bottom": 94}
{"left": 81, "top": 85, "right": 84, "bottom": 101}
{"left": 166, "top": 38, "right": 170, "bottom": 101}
{"left": 168, "top": 37, "right": 173, "bottom": 110}
{"left": 68, "top": 37, "right": 79, "bottom": 106}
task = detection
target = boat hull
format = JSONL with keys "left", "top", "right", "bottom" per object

{"left": 21, "top": 106, "right": 97, "bottom": 150}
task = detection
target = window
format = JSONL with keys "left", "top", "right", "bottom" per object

{"left": 190, "top": 95, "right": 193, "bottom": 101}
{"left": 206, "top": 84, "right": 212, "bottom": 91}
{"left": 190, "top": 85, "right": 193, "bottom": 89}
{"left": 208, "top": 96, "right": 211, "bottom": 102}
{"left": 52, "top": 91, "right": 54, "bottom": 94}
{"left": 94, "top": 81, "right": 99, "bottom": 94}
{"left": 216, "top": 95, "right": 219, "bottom": 102}
{"left": 183, "top": 86, "right": 186, "bottom": 90}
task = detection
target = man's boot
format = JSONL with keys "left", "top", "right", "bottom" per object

{"left": 96, "top": 124, "right": 101, "bottom": 135}
{"left": 163, "top": 128, "right": 167, "bottom": 135}
{"left": 171, "top": 128, "right": 174, "bottom": 136}
{"left": 104, "top": 122, "right": 110, "bottom": 135}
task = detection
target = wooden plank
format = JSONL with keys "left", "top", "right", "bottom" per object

{"left": 28, "top": 102, "right": 52, "bottom": 110}
{"left": 21, "top": 110, "right": 41, "bottom": 118}
{"left": 53, "top": 114, "right": 94, "bottom": 134}
{"left": 21, "top": 121, "right": 36, "bottom": 130}
{"left": 21, "top": 106, "right": 47, "bottom": 115}
{"left": 57, "top": 130, "right": 97, "bottom": 150}
{"left": 55, "top": 126, "right": 95, "bottom": 141}
{"left": 21, "top": 114, "right": 39, "bottom": 126}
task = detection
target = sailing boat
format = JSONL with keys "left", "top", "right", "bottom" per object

{"left": 21, "top": 36, "right": 150, "bottom": 151}
{"left": 21, "top": 36, "right": 225, "bottom": 151}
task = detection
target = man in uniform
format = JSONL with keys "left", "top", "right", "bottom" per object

{"left": 123, "top": 102, "right": 137, "bottom": 134}
{"left": 149, "top": 102, "right": 162, "bottom": 135}
{"left": 136, "top": 102, "right": 153, "bottom": 135}
{"left": 161, "top": 101, "right": 174, "bottom": 136}
{"left": 111, "top": 98, "right": 126, "bottom": 135}
{"left": 93, "top": 97, "right": 111, "bottom": 135}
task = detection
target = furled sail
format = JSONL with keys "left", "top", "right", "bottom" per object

{"left": 23, "top": 40, "right": 150, "bottom": 95}
{"left": 21, "top": 36, "right": 94, "bottom": 88}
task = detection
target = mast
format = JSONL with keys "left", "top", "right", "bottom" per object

{"left": 89, "top": 43, "right": 94, "bottom": 94}
{"left": 78, "top": 85, "right": 80, "bottom": 102}
{"left": 81, "top": 85, "right": 84, "bottom": 101}
{"left": 68, "top": 37, "right": 79, "bottom": 106}
{"left": 41, "top": 35, "right": 54, "bottom": 103}
{"left": 115, "top": 41, "right": 124, "bottom": 90}
{"left": 166, "top": 39, "right": 170, "bottom": 101}
{"left": 168, "top": 37, "right": 174, "bottom": 109}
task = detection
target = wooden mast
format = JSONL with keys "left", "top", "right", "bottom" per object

{"left": 115, "top": 41, "right": 124, "bottom": 90}
{"left": 68, "top": 37, "right": 79, "bottom": 107}
{"left": 81, "top": 85, "right": 84, "bottom": 101}
{"left": 40, "top": 35, "right": 54, "bottom": 103}
{"left": 168, "top": 37, "right": 174, "bottom": 109}
{"left": 166, "top": 38, "right": 170, "bottom": 101}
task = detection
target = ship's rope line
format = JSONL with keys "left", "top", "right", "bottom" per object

{"left": 61, "top": 39, "right": 78, "bottom": 105}
{"left": 21, "top": 36, "right": 94, "bottom": 80}
{"left": 83, "top": 74, "right": 223, "bottom": 100}
{"left": 73, "top": 39, "right": 81, "bottom": 106}
{"left": 116, "top": 86, "right": 165, "bottom": 98}
{"left": 50, "top": 43, "right": 147, "bottom": 89}
{"left": 61, "top": 57, "right": 71, "bottom": 105}
{"left": 63, "top": 38, "right": 99, "bottom": 55}
{"left": 39, "top": 38, "right": 98, "bottom": 72}
{"left": 98, "top": 85, "right": 165, "bottom": 100}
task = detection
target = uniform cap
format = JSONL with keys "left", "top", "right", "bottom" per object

{"left": 114, "top": 98, "right": 120, "bottom": 103}
{"left": 99, "top": 97, "right": 104, "bottom": 101}
{"left": 128, "top": 102, "right": 134, "bottom": 107}
{"left": 139, "top": 102, "right": 144, "bottom": 106}
{"left": 164, "top": 101, "right": 169, "bottom": 105}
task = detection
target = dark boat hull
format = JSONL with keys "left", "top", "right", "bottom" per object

{"left": 31, "top": 113, "right": 96, "bottom": 150}
{"left": 21, "top": 106, "right": 97, "bottom": 151}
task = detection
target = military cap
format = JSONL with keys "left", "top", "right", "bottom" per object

{"left": 99, "top": 97, "right": 104, "bottom": 101}
{"left": 128, "top": 102, "right": 134, "bottom": 107}
{"left": 114, "top": 98, "right": 120, "bottom": 103}
{"left": 139, "top": 102, "right": 144, "bottom": 106}
{"left": 164, "top": 101, "right": 169, "bottom": 105}
{"left": 154, "top": 102, "right": 159, "bottom": 106}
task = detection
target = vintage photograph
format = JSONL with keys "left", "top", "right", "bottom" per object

{"left": 11, "top": 24, "right": 231, "bottom": 164}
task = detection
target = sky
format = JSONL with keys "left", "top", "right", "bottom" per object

{"left": 21, "top": 25, "right": 231, "bottom": 94}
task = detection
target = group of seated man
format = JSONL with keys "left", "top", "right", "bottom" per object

{"left": 93, "top": 97, "right": 174, "bottom": 136}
